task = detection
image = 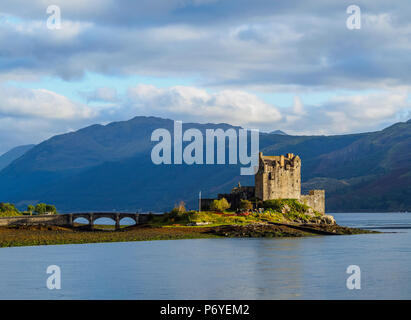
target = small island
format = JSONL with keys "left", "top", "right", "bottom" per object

{"left": 0, "top": 153, "right": 378, "bottom": 248}
{"left": 0, "top": 198, "right": 376, "bottom": 248}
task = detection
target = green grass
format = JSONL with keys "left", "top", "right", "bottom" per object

{"left": 148, "top": 199, "right": 323, "bottom": 227}
{"left": 0, "top": 211, "right": 22, "bottom": 217}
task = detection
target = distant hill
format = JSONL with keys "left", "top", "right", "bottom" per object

{"left": 269, "top": 130, "right": 287, "bottom": 135}
{"left": 0, "top": 116, "right": 409, "bottom": 212}
{"left": 0, "top": 144, "right": 35, "bottom": 171}
{"left": 302, "top": 120, "right": 411, "bottom": 212}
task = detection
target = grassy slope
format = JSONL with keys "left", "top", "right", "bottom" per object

{"left": 150, "top": 199, "right": 323, "bottom": 227}
{"left": 149, "top": 210, "right": 316, "bottom": 227}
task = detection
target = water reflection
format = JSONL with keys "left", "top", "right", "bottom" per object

{"left": 0, "top": 213, "right": 410, "bottom": 299}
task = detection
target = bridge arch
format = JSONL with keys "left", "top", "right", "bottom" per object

{"left": 70, "top": 213, "right": 140, "bottom": 230}
{"left": 119, "top": 216, "right": 137, "bottom": 228}
{"left": 72, "top": 214, "right": 91, "bottom": 226}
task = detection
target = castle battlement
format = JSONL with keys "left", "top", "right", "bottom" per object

{"left": 255, "top": 152, "right": 325, "bottom": 213}
{"left": 258, "top": 152, "right": 300, "bottom": 169}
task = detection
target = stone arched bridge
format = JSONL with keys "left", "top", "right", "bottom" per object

{"left": 0, "top": 212, "right": 151, "bottom": 230}
{"left": 70, "top": 212, "right": 150, "bottom": 230}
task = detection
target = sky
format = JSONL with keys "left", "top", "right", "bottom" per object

{"left": 0, "top": 0, "right": 410, "bottom": 154}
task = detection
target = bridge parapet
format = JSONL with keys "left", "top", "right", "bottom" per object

{"left": 0, "top": 212, "right": 151, "bottom": 229}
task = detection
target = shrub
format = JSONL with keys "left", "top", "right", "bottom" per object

{"left": 170, "top": 201, "right": 186, "bottom": 215}
{"left": 34, "top": 203, "right": 57, "bottom": 215}
{"left": 0, "top": 202, "right": 19, "bottom": 213}
{"left": 210, "top": 198, "right": 230, "bottom": 211}
{"left": 239, "top": 199, "right": 253, "bottom": 210}
{"left": 262, "top": 199, "right": 309, "bottom": 214}
{"left": 0, "top": 203, "right": 21, "bottom": 217}
{"left": 168, "top": 201, "right": 188, "bottom": 221}
{"left": 27, "top": 205, "right": 35, "bottom": 215}
{"left": 261, "top": 199, "right": 283, "bottom": 211}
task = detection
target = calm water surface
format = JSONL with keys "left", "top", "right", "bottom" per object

{"left": 0, "top": 212, "right": 410, "bottom": 299}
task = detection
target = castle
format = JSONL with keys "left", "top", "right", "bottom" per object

{"left": 203, "top": 152, "right": 325, "bottom": 214}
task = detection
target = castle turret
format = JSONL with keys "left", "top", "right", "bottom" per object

{"left": 255, "top": 152, "right": 301, "bottom": 201}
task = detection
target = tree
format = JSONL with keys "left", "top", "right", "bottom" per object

{"left": 27, "top": 205, "right": 35, "bottom": 216}
{"left": 34, "top": 203, "right": 47, "bottom": 215}
{"left": 0, "top": 202, "right": 20, "bottom": 216}
{"left": 45, "top": 204, "right": 57, "bottom": 215}
{"left": 170, "top": 201, "right": 186, "bottom": 218}
{"left": 239, "top": 199, "right": 253, "bottom": 211}
{"left": 210, "top": 198, "right": 230, "bottom": 212}
{"left": 34, "top": 203, "right": 57, "bottom": 215}
{"left": 0, "top": 203, "right": 18, "bottom": 213}
{"left": 175, "top": 201, "right": 186, "bottom": 214}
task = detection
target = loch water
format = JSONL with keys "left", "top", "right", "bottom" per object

{"left": 0, "top": 212, "right": 410, "bottom": 299}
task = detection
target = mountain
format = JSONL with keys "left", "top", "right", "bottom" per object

{"left": 0, "top": 116, "right": 409, "bottom": 212}
{"left": 269, "top": 130, "right": 287, "bottom": 135}
{"left": 303, "top": 120, "right": 411, "bottom": 211}
{"left": 0, "top": 144, "right": 35, "bottom": 171}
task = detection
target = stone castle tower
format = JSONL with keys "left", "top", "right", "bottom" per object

{"left": 255, "top": 152, "right": 325, "bottom": 213}
{"left": 255, "top": 152, "right": 301, "bottom": 200}
{"left": 204, "top": 152, "right": 325, "bottom": 214}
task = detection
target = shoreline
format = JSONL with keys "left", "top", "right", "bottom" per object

{"left": 0, "top": 223, "right": 378, "bottom": 248}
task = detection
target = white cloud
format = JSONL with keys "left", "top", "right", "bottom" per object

{"left": 79, "top": 87, "right": 118, "bottom": 103}
{"left": 126, "top": 84, "right": 410, "bottom": 134}
{"left": 127, "top": 84, "right": 282, "bottom": 127}
{"left": 282, "top": 90, "right": 411, "bottom": 135}
{"left": 0, "top": 1, "right": 410, "bottom": 156}
{"left": 0, "top": 86, "right": 95, "bottom": 119}
{"left": 1, "top": 1, "right": 411, "bottom": 89}
{"left": 0, "top": 82, "right": 409, "bottom": 154}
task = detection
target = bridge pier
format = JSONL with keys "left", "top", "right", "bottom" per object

{"left": 68, "top": 214, "right": 74, "bottom": 227}
{"left": 115, "top": 214, "right": 120, "bottom": 231}
{"left": 89, "top": 214, "right": 94, "bottom": 231}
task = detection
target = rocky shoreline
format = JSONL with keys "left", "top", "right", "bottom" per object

{"left": 0, "top": 220, "right": 378, "bottom": 248}
{"left": 206, "top": 222, "right": 378, "bottom": 238}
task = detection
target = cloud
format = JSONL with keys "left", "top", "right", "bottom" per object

{"left": 0, "top": 82, "right": 409, "bottom": 154}
{"left": 282, "top": 90, "right": 411, "bottom": 135}
{"left": 126, "top": 84, "right": 410, "bottom": 134}
{"left": 0, "top": 85, "right": 95, "bottom": 119}
{"left": 0, "top": 1, "right": 410, "bottom": 89}
{"left": 126, "top": 84, "right": 282, "bottom": 127}
{"left": 79, "top": 87, "right": 118, "bottom": 103}
{"left": 0, "top": 1, "right": 410, "bottom": 153}
{"left": 0, "top": 85, "right": 99, "bottom": 153}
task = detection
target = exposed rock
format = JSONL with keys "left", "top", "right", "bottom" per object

{"left": 321, "top": 214, "right": 336, "bottom": 225}
{"left": 281, "top": 204, "right": 291, "bottom": 214}
{"left": 186, "top": 222, "right": 212, "bottom": 226}
{"left": 307, "top": 214, "right": 336, "bottom": 225}
{"left": 206, "top": 222, "right": 376, "bottom": 238}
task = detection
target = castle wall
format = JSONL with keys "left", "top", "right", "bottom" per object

{"left": 300, "top": 190, "right": 325, "bottom": 214}
{"left": 255, "top": 153, "right": 301, "bottom": 201}
{"left": 254, "top": 170, "right": 265, "bottom": 200}
{"left": 201, "top": 199, "right": 215, "bottom": 211}
{"left": 266, "top": 163, "right": 300, "bottom": 199}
